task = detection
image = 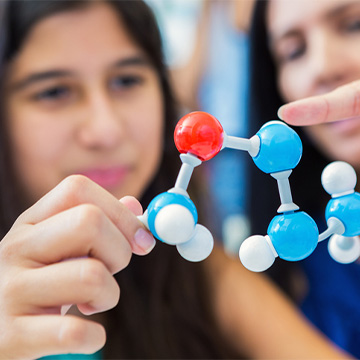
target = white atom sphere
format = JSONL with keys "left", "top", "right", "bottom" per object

{"left": 239, "top": 235, "right": 276, "bottom": 272}
{"left": 328, "top": 234, "right": 360, "bottom": 264}
{"left": 154, "top": 204, "right": 195, "bottom": 245}
{"left": 321, "top": 161, "right": 356, "bottom": 196}
{"left": 176, "top": 224, "right": 214, "bottom": 262}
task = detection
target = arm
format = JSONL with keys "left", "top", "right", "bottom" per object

{"left": 0, "top": 175, "right": 155, "bottom": 359}
{"left": 206, "top": 247, "right": 352, "bottom": 359}
{"left": 278, "top": 80, "right": 360, "bottom": 126}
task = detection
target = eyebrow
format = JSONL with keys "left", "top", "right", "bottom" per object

{"left": 10, "top": 55, "right": 152, "bottom": 92}
{"left": 10, "top": 70, "right": 73, "bottom": 92}
{"left": 326, "top": 1, "right": 360, "bottom": 20}
{"left": 112, "top": 56, "right": 151, "bottom": 69}
{"left": 269, "top": 1, "right": 360, "bottom": 47}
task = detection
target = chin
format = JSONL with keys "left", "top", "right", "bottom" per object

{"left": 330, "top": 149, "right": 360, "bottom": 172}
{"left": 345, "top": 158, "right": 360, "bottom": 174}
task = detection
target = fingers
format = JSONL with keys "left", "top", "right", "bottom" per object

{"left": 16, "top": 204, "right": 132, "bottom": 274}
{"left": 15, "top": 258, "right": 120, "bottom": 315}
{"left": 0, "top": 178, "right": 155, "bottom": 359}
{"left": 4, "top": 315, "right": 105, "bottom": 359}
{"left": 15, "top": 175, "right": 155, "bottom": 255}
{"left": 119, "top": 195, "right": 143, "bottom": 216}
{"left": 278, "top": 80, "right": 360, "bottom": 126}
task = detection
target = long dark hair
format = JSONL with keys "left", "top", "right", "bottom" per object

{"left": 0, "top": 1, "right": 237, "bottom": 358}
{"left": 0, "top": 0, "right": 179, "bottom": 235}
{"left": 247, "top": 0, "right": 330, "bottom": 294}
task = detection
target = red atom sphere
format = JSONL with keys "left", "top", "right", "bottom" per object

{"left": 174, "top": 111, "right": 224, "bottom": 161}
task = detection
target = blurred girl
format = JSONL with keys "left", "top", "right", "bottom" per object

{"left": 0, "top": 0, "right": 350, "bottom": 359}
{"left": 248, "top": 1, "right": 360, "bottom": 357}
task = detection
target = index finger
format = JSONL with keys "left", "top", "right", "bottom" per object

{"left": 278, "top": 80, "right": 360, "bottom": 126}
{"left": 16, "top": 175, "right": 155, "bottom": 256}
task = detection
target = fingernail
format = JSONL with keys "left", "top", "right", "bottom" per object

{"left": 134, "top": 228, "right": 156, "bottom": 253}
{"left": 277, "top": 105, "right": 285, "bottom": 120}
{"left": 61, "top": 304, "right": 72, "bottom": 316}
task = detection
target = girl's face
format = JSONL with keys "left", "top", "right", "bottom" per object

{"left": 5, "top": 2, "right": 164, "bottom": 203}
{"left": 267, "top": 0, "right": 360, "bottom": 168}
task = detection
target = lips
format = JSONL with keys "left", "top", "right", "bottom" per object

{"left": 78, "top": 166, "right": 130, "bottom": 189}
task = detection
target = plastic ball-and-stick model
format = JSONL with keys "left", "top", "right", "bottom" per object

{"left": 138, "top": 111, "right": 360, "bottom": 270}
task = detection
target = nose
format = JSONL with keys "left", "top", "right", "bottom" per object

{"left": 78, "top": 90, "right": 124, "bottom": 149}
{"left": 308, "top": 31, "right": 350, "bottom": 94}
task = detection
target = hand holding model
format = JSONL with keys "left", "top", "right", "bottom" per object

{"left": 0, "top": 176, "right": 154, "bottom": 359}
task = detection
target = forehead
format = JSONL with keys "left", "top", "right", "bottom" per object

{"left": 267, "top": 0, "right": 358, "bottom": 35}
{"left": 10, "top": 2, "right": 139, "bottom": 77}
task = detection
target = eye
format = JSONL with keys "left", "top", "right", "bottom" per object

{"left": 278, "top": 42, "right": 305, "bottom": 64}
{"left": 344, "top": 18, "right": 360, "bottom": 32}
{"left": 286, "top": 46, "right": 305, "bottom": 61}
{"left": 109, "top": 75, "right": 143, "bottom": 91}
{"left": 34, "top": 86, "right": 70, "bottom": 101}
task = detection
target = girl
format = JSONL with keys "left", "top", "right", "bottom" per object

{"left": 248, "top": 0, "right": 360, "bottom": 357}
{"left": 0, "top": 0, "right": 349, "bottom": 358}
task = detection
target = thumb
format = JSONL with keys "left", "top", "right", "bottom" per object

{"left": 119, "top": 196, "right": 156, "bottom": 256}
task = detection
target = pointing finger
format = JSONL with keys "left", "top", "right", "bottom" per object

{"left": 278, "top": 80, "right": 360, "bottom": 126}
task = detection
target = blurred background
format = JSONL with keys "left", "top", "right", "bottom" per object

{"left": 145, "top": 0, "right": 255, "bottom": 255}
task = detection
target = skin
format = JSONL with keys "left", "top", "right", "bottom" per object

{"left": 0, "top": 3, "right": 159, "bottom": 358}
{"left": 267, "top": 0, "right": 360, "bottom": 169}
{"left": 209, "top": 1, "right": 356, "bottom": 358}
{"left": 0, "top": 1, "right": 355, "bottom": 359}
{"left": 5, "top": 2, "right": 164, "bottom": 203}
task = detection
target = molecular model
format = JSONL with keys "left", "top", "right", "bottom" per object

{"left": 138, "top": 111, "right": 360, "bottom": 271}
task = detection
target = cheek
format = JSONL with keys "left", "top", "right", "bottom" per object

{"left": 303, "top": 125, "right": 327, "bottom": 145}
{"left": 303, "top": 124, "right": 340, "bottom": 160}
{"left": 278, "top": 67, "right": 309, "bottom": 102}
{"left": 9, "top": 113, "right": 71, "bottom": 165}
{"left": 7, "top": 107, "right": 74, "bottom": 201}
{"left": 135, "top": 89, "right": 164, "bottom": 156}
{"left": 125, "top": 87, "right": 165, "bottom": 182}
{"left": 136, "top": 107, "right": 164, "bottom": 160}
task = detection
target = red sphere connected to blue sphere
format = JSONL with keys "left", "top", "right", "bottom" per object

{"left": 174, "top": 111, "right": 224, "bottom": 161}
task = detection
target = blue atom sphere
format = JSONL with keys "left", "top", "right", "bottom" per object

{"left": 325, "top": 192, "right": 360, "bottom": 237}
{"left": 253, "top": 121, "right": 302, "bottom": 174}
{"left": 147, "top": 192, "right": 198, "bottom": 241}
{"left": 267, "top": 211, "right": 319, "bottom": 261}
